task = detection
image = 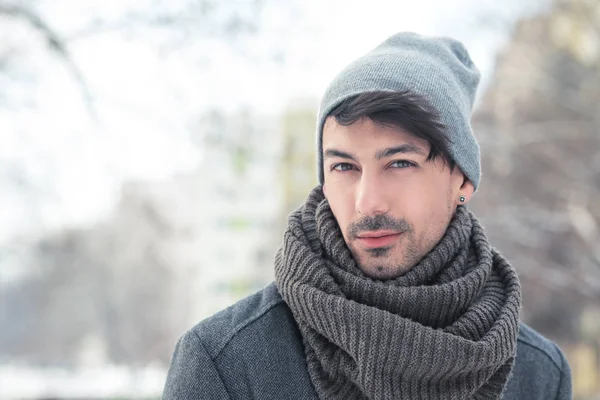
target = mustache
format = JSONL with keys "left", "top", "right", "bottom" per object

{"left": 347, "top": 214, "right": 412, "bottom": 239}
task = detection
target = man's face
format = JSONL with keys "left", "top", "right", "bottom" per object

{"left": 322, "top": 117, "right": 473, "bottom": 280}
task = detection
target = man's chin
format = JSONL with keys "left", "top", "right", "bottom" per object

{"left": 358, "top": 262, "right": 412, "bottom": 280}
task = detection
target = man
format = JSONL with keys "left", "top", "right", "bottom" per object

{"left": 163, "top": 32, "right": 572, "bottom": 399}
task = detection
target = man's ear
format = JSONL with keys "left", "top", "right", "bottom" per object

{"left": 458, "top": 178, "right": 475, "bottom": 203}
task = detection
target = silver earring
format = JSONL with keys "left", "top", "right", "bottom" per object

{"left": 459, "top": 196, "right": 466, "bottom": 203}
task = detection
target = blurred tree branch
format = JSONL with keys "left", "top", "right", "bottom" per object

{"left": 65, "top": 0, "right": 268, "bottom": 60}
{"left": 471, "top": 0, "right": 600, "bottom": 342}
{"left": 0, "top": 2, "right": 96, "bottom": 118}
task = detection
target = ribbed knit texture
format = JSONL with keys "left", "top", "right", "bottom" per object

{"left": 274, "top": 187, "right": 522, "bottom": 400}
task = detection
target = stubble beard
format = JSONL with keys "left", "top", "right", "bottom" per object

{"left": 350, "top": 233, "right": 421, "bottom": 279}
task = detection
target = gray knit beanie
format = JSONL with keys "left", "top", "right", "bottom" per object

{"left": 316, "top": 32, "right": 482, "bottom": 190}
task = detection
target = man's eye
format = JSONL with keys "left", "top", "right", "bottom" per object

{"left": 332, "top": 163, "right": 354, "bottom": 172}
{"left": 390, "top": 160, "right": 415, "bottom": 169}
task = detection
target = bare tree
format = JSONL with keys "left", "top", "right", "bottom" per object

{"left": 472, "top": 0, "right": 600, "bottom": 341}
{"left": 0, "top": 2, "right": 95, "bottom": 116}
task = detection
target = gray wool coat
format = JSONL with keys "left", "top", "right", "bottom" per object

{"left": 163, "top": 283, "right": 572, "bottom": 400}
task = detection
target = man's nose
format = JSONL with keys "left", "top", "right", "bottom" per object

{"left": 355, "top": 173, "right": 390, "bottom": 216}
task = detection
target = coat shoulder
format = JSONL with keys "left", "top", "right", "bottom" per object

{"left": 166, "top": 284, "right": 315, "bottom": 399}
{"left": 506, "top": 323, "right": 572, "bottom": 399}
{"left": 188, "top": 282, "right": 286, "bottom": 360}
{"left": 516, "top": 322, "right": 566, "bottom": 372}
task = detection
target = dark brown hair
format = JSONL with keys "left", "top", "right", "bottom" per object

{"left": 328, "top": 91, "right": 456, "bottom": 169}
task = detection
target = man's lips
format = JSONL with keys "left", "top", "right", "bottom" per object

{"left": 356, "top": 231, "right": 402, "bottom": 248}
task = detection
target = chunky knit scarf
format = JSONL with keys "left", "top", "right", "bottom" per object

{"left": 274, "top": 187, "right": 522, "bottom": 400}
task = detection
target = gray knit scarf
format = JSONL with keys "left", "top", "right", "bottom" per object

{"left": 274, "top": 186, "right": 522, "bottom": 400}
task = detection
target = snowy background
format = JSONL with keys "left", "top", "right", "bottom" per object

{"left": 3, "top": 0, "right": 600, "bottom": 398}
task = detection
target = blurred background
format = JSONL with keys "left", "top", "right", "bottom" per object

{"left": 0, "top": 0, "right": 598, "bottom": 398}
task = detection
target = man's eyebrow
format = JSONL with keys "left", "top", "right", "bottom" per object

{"left": 323, "top": 149, "right": 357, "bottom": 162}
{"left": 376, "top": 144, "right": 426, "bottom": 159}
